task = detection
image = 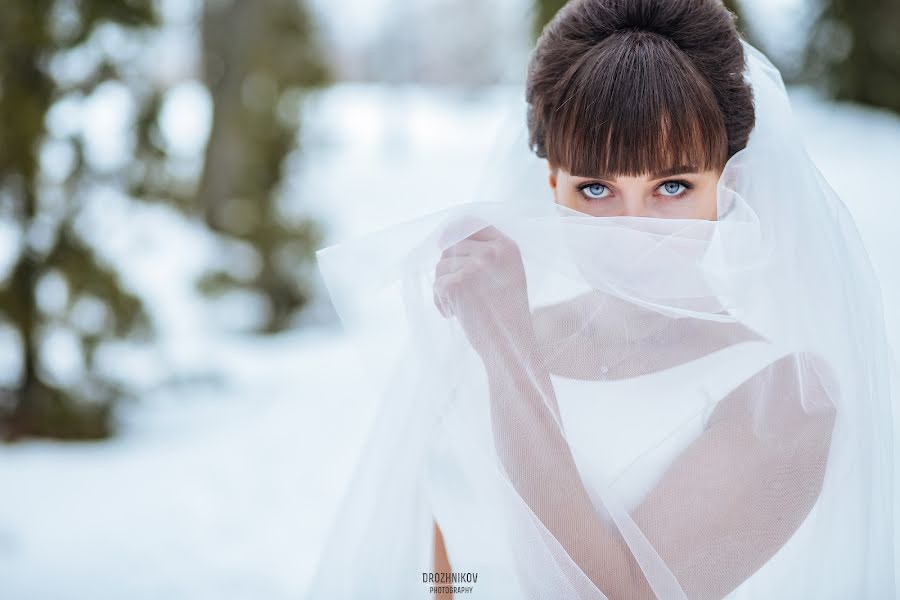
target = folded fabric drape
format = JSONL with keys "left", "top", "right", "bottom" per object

{"left": 303, "top": 40, "right": 897, "bottom": 600}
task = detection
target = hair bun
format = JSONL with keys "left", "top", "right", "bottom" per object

{"left": 528, "top": 0, "right": 755, "bottom": 165}
{"left": 614, "top": 3, "right": 681, "bottom": 36}
{"left": 553, "top": 0, "right": 735, "bottom": 52}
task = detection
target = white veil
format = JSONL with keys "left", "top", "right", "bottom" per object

{"left": 303, "top": 40, "right": 897, "bottom": 599}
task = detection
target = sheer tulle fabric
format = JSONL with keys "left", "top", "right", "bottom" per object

{"left": 303, "top": 42, "right": 896, "bottom": 599}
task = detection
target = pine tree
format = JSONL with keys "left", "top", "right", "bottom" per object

{"left": 196, "top": 0, "right": 330, "bottom": 333}
{"left": 803, "top": 0, "right": 900, "bottom": 114}
{"left": 0, "top": 1, "right": 158, "bottom": 441}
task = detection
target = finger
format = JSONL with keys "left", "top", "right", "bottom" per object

{"left": 465, "top": 224, "right": 505, "bottom": 242}
{"left": 433, "top": 271, "right": 466, "bottom": 305}
{"left": 433, "top": 287, "right": 449, "bottom": 318}
{"left": 440, "top": 238, "right": 485, "bottom": 259}
{"left": 435, "top": 255, "right": 468, "bottom": 278}
{"left": 437, "top": 215, "right": 493, "bottom": 249}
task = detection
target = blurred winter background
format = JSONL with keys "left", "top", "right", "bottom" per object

{"left": 0, "top": 0, "right": 897, "bottom": 598}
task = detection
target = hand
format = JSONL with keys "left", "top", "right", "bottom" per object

{"left": 432, "top": 216, "right": 533, "bottom": 358}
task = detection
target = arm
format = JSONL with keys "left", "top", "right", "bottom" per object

{"left": 433, "top": 219, "right": 836, "bottom": 598}
{"left": 630, "top": 353, "right": 837, "bottom": 599}
{"left": 480, "top": 318, "right": 656, "bottom": 599}
{"left": 482, "top": 319, "right": 836, "bottom": 600}
{"left": 433, "top": 519, "right": 454, "bottom": 600}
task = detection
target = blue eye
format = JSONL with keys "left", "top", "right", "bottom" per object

{"left": 577, "top": 179, "right": 694, "bottom": 201}
{"left": 579, "top": 183, "right": 608, "bottom": 200}
{"left": 659, "top": 180, "right": 692, "bottom": 197}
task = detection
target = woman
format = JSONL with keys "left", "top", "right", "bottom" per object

{"left": 305, "top": 1, "right": 897, "bottom": 598}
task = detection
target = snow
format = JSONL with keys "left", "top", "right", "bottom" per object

{"left": 1, "top": 82, "right": 899, "bottom": 599}
{"left": 0, "top": 326, "right": 372, "bottom": 600}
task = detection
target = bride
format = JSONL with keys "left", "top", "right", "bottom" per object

{"left": 305, "top": 1, "right": 897, "bottom": 598}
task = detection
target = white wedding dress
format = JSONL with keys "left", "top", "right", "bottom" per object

{"left": 305, "top": 40, "right": 896, "bottom": 600}
{"left": 424, "top": 337, "right": 842, "bottom": 599}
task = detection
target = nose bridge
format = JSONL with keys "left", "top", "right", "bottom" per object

{"left": 621, "top": 187, "right": 649, "bottom": 217}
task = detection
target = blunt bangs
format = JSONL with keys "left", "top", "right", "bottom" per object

{"left": 542, "top": 30, "right": 729, "bottom": 178}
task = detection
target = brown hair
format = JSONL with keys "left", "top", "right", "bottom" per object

{"left": 526, "top": 0, "right": 755, "bottom": 178}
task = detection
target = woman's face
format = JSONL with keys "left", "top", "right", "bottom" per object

{"left": 548, "top": 164, "right": 722, "bottom": 220}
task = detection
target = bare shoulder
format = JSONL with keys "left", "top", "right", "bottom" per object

{"left": 706, "top": 348, "right": 839, "bottom": 436}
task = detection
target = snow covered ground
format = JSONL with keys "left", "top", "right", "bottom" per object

{"left": 1, "top": 82, "right": 898, "bottom": 599}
